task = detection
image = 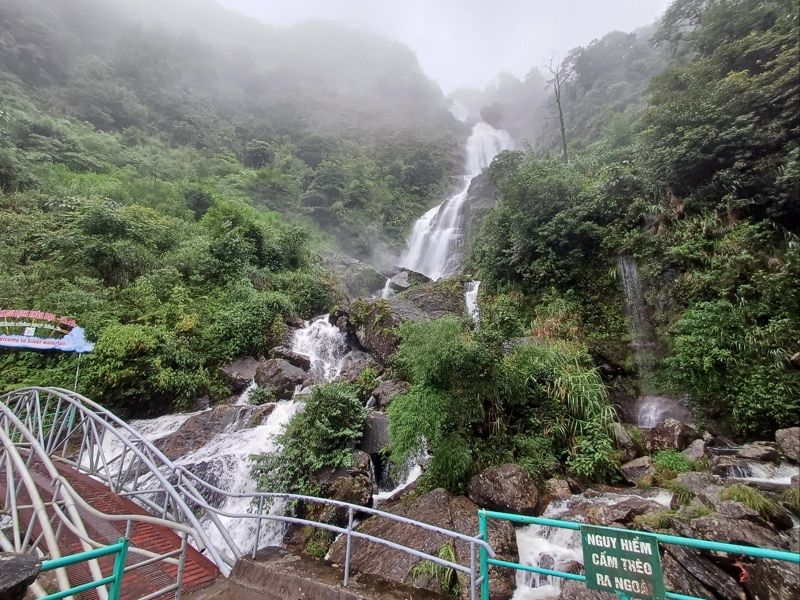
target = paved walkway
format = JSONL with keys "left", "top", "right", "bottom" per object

{"left": 0, "top": 459, "right": 220, "bottom": 599}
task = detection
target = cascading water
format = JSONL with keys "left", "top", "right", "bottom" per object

{"left": 465, "top": 280, "right": 481, "bottom": 321}
{"left": 512, "top": 491, "right": 673, "bottom": 599}
{"left": 380, "top": 278, "right": 394, "bottom": 299}
{"left": 401, "top": 121, "right": 513, "bottom": 280}
{"left": 617, "top": 256, "right": 653, "bottom": 376}
{"left": 291, "top": 315, "right": 347, "bottom": 382}
{"left": 104, "top": 314, "right": 349, "bottom": 562}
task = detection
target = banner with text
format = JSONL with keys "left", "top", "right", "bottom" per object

{"left": 0, "top": 310, "right": 94, "bottom": 353}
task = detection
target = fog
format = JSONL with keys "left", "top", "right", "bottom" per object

{"left": 219, "top": 0, "right": 672, "bottom": 91}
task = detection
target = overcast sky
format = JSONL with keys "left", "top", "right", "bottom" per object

{"left": 219, "top": 0, "right": 672, "bottom": 92}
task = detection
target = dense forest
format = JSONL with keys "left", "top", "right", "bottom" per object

{"left": 1, "top": 0, "right": 798, "bottom": 504}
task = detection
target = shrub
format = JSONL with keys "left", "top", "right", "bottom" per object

{"left": 652, "top": 450, "right": 693, "bottom": 475}
{"left": 249, "top": 386, "right": 276, "bottom": 405}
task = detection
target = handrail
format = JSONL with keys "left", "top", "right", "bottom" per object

{"left": 478, "top": 509, "right": 800, "bottom": 600}
{"left": 2, "top": 387, "right": 498, "bottom": 599}
{"left": 41, "top": 539, "right": 129, "bottom": 600}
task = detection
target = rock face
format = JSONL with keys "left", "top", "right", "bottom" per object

{"left": 537, "top": 478, "right": 572, "bottom": 514}
{"left": 317, "top": 450, "right": 375, "bottom": 527}
{"left": 322, "top": 254, "right": 386, "bottom": 298}
{"left": 155, "top": 404, "right": 274, "bottom": 460}
{"left": 254, "top": 358, "right": 306, "bottom": 399}
{"left": 643, "top": 418, "right": 698, "bottom": 452}
{"left": 585, "top": 497, "right": 665, "bottom": 526}
{"left": 619, "top": 456, "right": 656, "bottom": 484}
{"left": 348, "top": 298, "right": 427, "bottom": 362}
{"left": 328, "top": 488, "right": 518, "bottom": 600}
{"left": 398, "top": 281, "right": 467, "bottom": 319}
{"left": 269, "top": 346, "right": 311, "bottom": 371}
{"left": 612, "top": 423, "right": 638, "bottom": 462}
{"left": 468, "top": 464, "right": 539, "bottom": 515}
{"left": 220, "top": 357, "right": 260, "bottom": 393}
{"left": 337, "top": 350, "right": 382, "bottom": 382}
{"left": 360, "top": 411, "right": 389, "bottom": 455}
{"left": 736, "top": 441, "right": 780, "bottom": 462}
{"left": 682, "top": 438, "right": 707, "bottom": 461}
{"left": 387, "top": 269, "right": 430, "bottom": 292}
{"left": 775, "top": 427, "right": 800, "bottom": 463}
{"left": 371, "top": 379, "right": 410, "bottom": 409}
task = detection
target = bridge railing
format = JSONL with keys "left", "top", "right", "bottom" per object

{"left": 40, "top": 538, "right": 129, "bottom": 600}
{"left": 2, "top": 387, "right": 495, "bottom": 599}
{"left": 477, "top": 509, "right": 800, "bottom": 600}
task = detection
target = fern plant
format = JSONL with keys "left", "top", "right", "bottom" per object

{"left": 409, "top": 543, "right": 463, "bottom": 597}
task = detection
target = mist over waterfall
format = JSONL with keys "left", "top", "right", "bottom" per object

{"left": 401, "top": 121, "right": 514, "bottom": 280}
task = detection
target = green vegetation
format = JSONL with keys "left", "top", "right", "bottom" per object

{"left": 653, "top": 450, "right": 694, "bottom": 475}
{"left": 720, "top": 484, "right": 781, "bottom": 521}
{"left": 248, "top": 386, "right": 277, "bottom": 406}
{"left": 470, "top": 0, "right": 799, "bottom": 439}
{"left": 409, "top": 543, "right": 463, "bottom": 597}
{"left": 387, "top": 298, "right": 618, "bottom": 493}
{"left": 0, "top": 0, "right": 462, "bottom": 413}
{"left": 662, "top": 480, "right": 695, "bottom": 506}
{"left": 781, "top": 487, "right": 800, "bottom": 516}
{"left": 252, "top": 382, "right": 366, "bottom": 497}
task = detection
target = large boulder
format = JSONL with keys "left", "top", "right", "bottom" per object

{"left": 736, "top": 441, "right": 780, "bottom": 462}
{"left": 643, "top": 418, "right": 698, "bottom": 452}
{"left": 619, "top": 456, "right": 656, "bottom": 485}
{"left": 387, "top": 269, "right": 430, "bottom": 293}
{"left": 337, "top": 350, "right": 382, "bottom": 383}
{"left": 585, "top": 496, "right": 665, "bottom": 526}
{"left": 612, "top": 423, "right": 638, "bottom": 462}
{"left": 360, "top": 411, "right": 389, "bottom": 455}
{"left": 328, "top": 488, "right": 518, "bottom": 600}
{"left": 269, "top": 346, "right": 311, "bottom": 371}
{"left": 322, "top": 254, "right": 387, "bottom": 298}
{"left": 775, "top": 427, "right": 800, "bottom": 463}
{"left": 398, "top": 280, "right": 467, "bottom": 319}
{"left": 254, "top": 358, "right": 306, "bottom": 399}
{"left": 347, "top": 298, "right": 427, "bottom": 361}
{"left": 371, "top": 379, "right": 410, "bottom": 409}
{"left": 220, "top": 357, "right": 260, "bottom": 393}
{"left": 537, "top": 478, "right": 573, "bottom": 514}
{"left": 467, "top": 464, "right": 539, "bottom": 515}
{"left": 155, "top": 404, "right": 274, "bottom": 461}
{"left": 682, "top": 439, "right": 707, "bottom": 462}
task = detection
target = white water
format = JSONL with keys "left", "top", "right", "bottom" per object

{"left": 234, "top": 379, "right": 257, "bottom": 406}
{"left": 465, "top": 280, "right": 481, "bottom": 321}
{"left": 380, "top": 278, "right": 394, "bottom": 299}
{"left": 401, "top": 121, "right": 513, "bottom": 280}
{"left": 291, "top": 315, "right": 347, "bottom": 382}
{"left": 373, "top": 463, "right": 423, "bottom": 505}
{"left": 512, "top": 491, "right": 673, "bottom": 599}
{"left": 635, "top": 395, "right": 692, "bottom": 428}
{"left": 735, "top": 461, "right": 800, "bottom": 485}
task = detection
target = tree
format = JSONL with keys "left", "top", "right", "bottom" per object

{"left": 545, "top": 57, "right": 570, "bottom": 163}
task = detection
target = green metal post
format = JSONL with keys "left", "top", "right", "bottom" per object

{"left": 108, "top": 537, "right": 129, "bottom": 600}
{"left": 478, "top": 510, "right": 490, "bottom": 600}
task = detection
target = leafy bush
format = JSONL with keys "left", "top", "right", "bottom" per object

{"left": 652, "top": 450, "right": 693, "bottom": 475}
{"left": 249, "top": 386, "right": 276, "bottom": 405}
{"left": 253, "top": 382, "right": 366, "bottom": 496}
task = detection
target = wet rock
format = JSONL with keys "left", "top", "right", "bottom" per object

{"left": 220, "top": 357, "right": 260, "bottom": 393}
{"left": 254, "top": 358, "right": 306, "bottom": 399}
{"left": 682, "top": 438, "right": 707, "bottom": 461}
{"left": 467, "top": 464, "right": 539, "bottom": 515}
{"left": 619, "top": 456, "right": 656, "bottom": 484}
{"left": 155, "top": 404, "right": 274, "bottom": 461}
{"left": 537, "top": 478, "right": 573, "bottom": 513}
{"left": 328, "top": 488, "right": 518, "bottom": 600}
{"left": 672, "top": 472, "right": 724, "bottom": 506}
{"left": 736, "top": 441, "right": 779, "bottom": 462}
{"left": 398, "top": 280, "right": 466, "bottom": 318}
{"left": 269, "top": 346, "right": 311, "bottom": 371}
{"left": 775, "top": 427, "right": 800, "bottom": 463}
{"left": 387, "top": 269, "right": 430, "bottom": 292}
{"left": 612, "top": 423, "right": 638, "bottom": 462}
{"left": 360, "top": 411, "right": 389, "bottom": 455}
{"left": 710, "top": 455, "right": 754, "bottom": 478}
{"left": 559, "top": 580, "right": 615, "bottom": 599}
{"left": 585, "top": 496, "right": 664, "bottom": 526}
{"left": 644, "top": 418, "right": 698, "bottom": 452}
{"left": 0, "top": 553, "right": 41, "bottom": 600}
{"left": 322, "top": 254, "right": 387, "bottom": 298}
{"left": 749, "top": 558, "right": 800, "bottom": 600}
{"left": 371, "top": 379, "right": 411, "bottom": 409}
{"left": 347, "top": 298, "right": 425, "bottom": 361}
{"left": 660, "top": 545, "right": 745, "bottom": 600}
{"left": 337, "top": 350, "right": 382, "bottom": 382}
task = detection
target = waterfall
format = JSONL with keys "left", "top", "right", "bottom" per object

{"left": 291, "top": 316, "right": 347, "bottom": 382}
{"left": 465, "top": 280, "right": 481, "bottom": 321}
{"left": 380, "top": 278, "right": 394, "bottom": 299}
{"left": 401, "top": 121, "right": 513, "bottom": 280}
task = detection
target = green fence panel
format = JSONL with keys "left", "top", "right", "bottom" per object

{"left": 40, "top": 538, "right": 129, "bottom": 600}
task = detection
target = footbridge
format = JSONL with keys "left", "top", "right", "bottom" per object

{"left": 0, "top": 387, "right": 493, "bottom": 599}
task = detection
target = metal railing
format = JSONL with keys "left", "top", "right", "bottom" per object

{"left": 1, "top": 387, "right": 495, "bottom": 598}
{"left": 478, "top": 509, "right": 800, "bottom": 600}
{"left": 40, "top": 538, "right": 129, "bottom": 600}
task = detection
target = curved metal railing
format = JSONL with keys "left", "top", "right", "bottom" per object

{"left": 1, "top": 387, "right": 494, "bottom": 599}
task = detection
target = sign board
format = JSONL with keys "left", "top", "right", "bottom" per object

{"left": 581, "top": 524, "right": 665, "bottom": 599}
{"left": 0, "top": 310, "right": 94, "bottom": 353}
